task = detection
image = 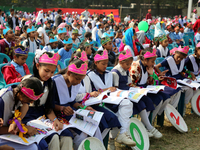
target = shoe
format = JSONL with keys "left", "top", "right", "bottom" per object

{"left": 108, "top": 138, "right": 115, "bottom": 150}
{"left": 116, "top": 133, "right": 136, "bottom": 146}
{"left": 147, "top": 130, "right": 153, "bottom": 137}
{"left": 148, "top": 127, "right": 162, "bottom": 139}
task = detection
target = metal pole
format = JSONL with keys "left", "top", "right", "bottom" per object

{"left": 187, "top": 0, "right": 193, "bottom": 19}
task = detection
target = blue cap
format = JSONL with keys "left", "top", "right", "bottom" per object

{"left": 63, "top": 38, "right": 72, "bottom": 44}
{"left": 102, "top": 32, "right": 109, "bottom": 38}
{"left": 49, "top": 36, "right": 58, "bottom": 43}
{"left": 108, "top": 32, "right": 114, "bottom": 37}
{"left": 27, "top": 26, "right": 35, "bottom": 34}
{"left": 57, "top": 28, "right": 67, "bottom": 34}
{"left": 14, "top": 47, "right": 29, "bottom": 55}
{"left": 3, "top": 28, "right": 12, "bottom": 35}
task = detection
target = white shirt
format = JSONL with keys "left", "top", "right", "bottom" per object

{"left": 124, "top": 16, "right": 130, "bottom": 23}
{"left": 192, "top": 13, "right": 198, "bottom": 24}
{"left": 85, "top": 26, "right": 92, "bottom": 33}
{"left": 0, "top": 16, "right": 4, "bottom": 25}
{"left": 81, "top": 10, "right": 90, "bottom": 20}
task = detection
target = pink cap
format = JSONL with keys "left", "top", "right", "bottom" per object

{"left": 25, "top": 20, "right": 31, "bottom": 25}
{"left": 170, "top": 47, "right": 178, "bottom": 55}
{"left": 79, "top": 51, "right": 88, "bottom": 62}
{"left": 21, "top": 87, "right": 43, "bottom": 101}
{"left": 144, "top": 48, "right": 157, "bottom": 59}
{"left": 197, "top": 42, "right": 200, "bottom": 48}
{"left": 177, "top": 46, "right": 189, "bottom": 54}
{"left": 15, "top": 26, "right": 20, "bottom": 31}
{"left": 0, "top": 25, "right": 5, "bottom": 29}
{"left": 94, "top": 50, "right": 108, "bottom": 62}
{"left": 193, "top": 9, "right": 197, "bottom": 13}
{"left": 58, "top": 23, "right": 67, "bottom": 28}
{"left": 119, "top": 49, "right": 132, "bottom": 61}
{"left": 68, "top": 62, "right": 88, "bottom": 75}
{"left": 39, "top": 53, "right": 59, "bottom": 65}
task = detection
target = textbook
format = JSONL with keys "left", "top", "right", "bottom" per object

{"left": 69, "top": 109, "right": 104, "bottom": 136}
{"left": 145, "top": 85, "right": 165, "bottom": 94}
{"left": 84, "top": 90, "right": 124, "bottom": 106}
{"left": 177, "top": 79, "right": 200, "bottom": 90}
{"left": 109, "top": 89, "right": 146, "bottom": 103}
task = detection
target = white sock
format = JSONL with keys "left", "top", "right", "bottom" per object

{"left": 140, "top": 109, "right": 153, "bottom": 131}
{"left": 147, "top": 111, "right": 150, "bottom": 117}
{"left": 152, "top": 100, "right": 163, "bottom": 122}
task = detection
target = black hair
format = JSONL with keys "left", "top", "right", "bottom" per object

{"left": 115, "top": 50, "right": 133, "bottom": 66}
{"left": 13, "top": 45, "right": 27, "bottom": 57}
{"left": 56, "top": 58, "right": 86, "bottom": 75}
{"left": 139, "top": 47, "right": 155, "bottom": 60}
{"left": 84, "top": 32, "right": 92, "bottom": 39}
{"left": 175, "top": 50, "right": 187, "bottom": 57}
{"left": 89, "top": 50, "right": 104, "bottom": 71}
{"left": 13, "top": 77, "right": 43, "bottom": 110}
{"left": 10, "top": 8, "right": 14, "bottom": 12}
{"left": 52, "top": 26, "right": 57, "bottom": 31}
{"left": 57, "top": 9, "right": 62, "bottom": 13}
{"left": 88, "top": 23, "right": 92, "bottom": 27}
{"left": 33, "top": 52, "right": 55, "bottom": 115}
{"left": 69, "top": 50, "right": 84, "bottom": 64}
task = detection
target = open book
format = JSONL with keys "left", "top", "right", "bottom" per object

{"left": 109, "top": 88, "right": 146, "bottom": 103}
{"left": 177, "top": 79, "right": 200, "bottom": 90}
{"left": 69, "top": 109, "right": 104, "bottom": 136}
{"left": 84, "top": 90, "right": 124, "bottom": 106}
{"left": 145, "top": 85, "right": 165, "bottom": 94}
{"left": 0, "top": 116, "right": 74, "bottom": 146}
{"left": 196, "top": 75, "right": 200, "bottom": 83}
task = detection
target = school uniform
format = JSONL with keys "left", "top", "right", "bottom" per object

{"left": 111, "top": 64, "right": 155, "bottom": 115}
{"left": 76, "top": 75, "right": 121, "bottom": 133}
{"left": 58, "top": 48, "right": 72, "bottom": 65}
{"left": 160, "top": 56, "right": 194, "bottom": 104}
{"left": 22, "top": 38, "right": 40, "bottom": 53}
{"left": 2, "top": 62, "right": 30, "bottom": 84}
{"left": 0, "top": 86, "right": 38, "bottom": 150}
{"left": 52, "top": 74, "right": 103, "bottom": 144}
{"left": 156, "top": 45, "right": 170, "bottom": 58}
{"left": 185, "top": 55, "right": 200, "bottom": 76}
{"left": 87, "top": 70, "right": 133, "bottom": 134}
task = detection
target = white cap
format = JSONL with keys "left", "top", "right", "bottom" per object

{"left": 72, "top": 11, "right": 74, "bottom": 14}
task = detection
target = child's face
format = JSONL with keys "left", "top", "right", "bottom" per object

{"left": 119, "top": 59, "right": 133, "bottom": 71}
{"left": 67, "top": 71, "right": 85, "bottom": 86}
{"left": 6, "top": 30, "right": 14, "bottom": 40}
{"left": 64, "top": 43, "right": 72, "bottom": 50}
{"left": 174, "top": 52, "right": 186, "bottom": 64}
{"left": 46, "top": 23, "right": 51, "bottom": 28}
{"left": 36, "top": 64, "right": 57, "bottom": 81}
{"left": 59, "top": 33, "right": 66, "bottom": 40}
{"left": 50, "top": 42, "right": 58, "bottom": 49}
{"left": 103, "top": 41, "right": 112, "bottom": 50}
{"left": 161, "top": 39, "right": 169, "bottom": 48}
{"left": 72, "top": 33, "right": 78, "bottom": 39}
{"left": 95, "top": 59, "right": 109, "bottom": 73}
{"left": 18, "top": 92, "right": 34, "bottom": 104}
{"left": 0, "top": 28, "right": 3, "bottom": 34}
{"left": 133, "top": 33, "right": 137, "bottom": 41}
{"left": 144, "top": 56, "right": 156, "bottom": 68}
{"left": 15, "top": 30, "right": 20, "bottom": 36}
{"left": 85, "top": 46, "right": 92, "bottom": 55}
{"left": 14, "top": 55, "right": 28, "bottom": 66}
{"left": 29, "top": 31, "right": 36, "bottom": 38}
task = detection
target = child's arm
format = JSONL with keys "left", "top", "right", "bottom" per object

{"left": 155, "top": 63, "right": 162, "bottom": 74}
{"left": 46, "top": 110, "right": 63, "bottom": 131}
{"left": 2, "top": 67, "right": 21, "bottom": 84}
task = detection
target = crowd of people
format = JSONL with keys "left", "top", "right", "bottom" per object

{"left": 0, "top": 7, "right": 200, "bottom": 150}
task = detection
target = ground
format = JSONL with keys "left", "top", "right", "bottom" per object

{"left": 112, "top": 103, "right": 200, "bottom": 150}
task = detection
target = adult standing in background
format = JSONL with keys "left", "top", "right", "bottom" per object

{"left": 8, "top": 8, "right": 19, "bottom": 29}
{"left": 81, "top": 9, "right": 90, "bottom": 25}
{"left": 55, "top": 9, "right": 63, "bottom": 27}
{"left": 192, "top": 9, "right": 198, "bottom": 24}
{"left": 0, "top": 10, "right": 4, "bottom": 25}
{"left": 146, "top": 9, "right": 152, "bottom": 20}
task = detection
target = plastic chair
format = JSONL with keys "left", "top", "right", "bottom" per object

{"left": 184, "top": 32, "right": 194, "bottom": 41}
{"left": 183, "top": 35, "right": 195, "bottom": 48}
{"left": 155, "top": 57, "right": 165, "bottom": 72}
{"left": 72, "top": 43, "right": 78, "bottom": 49}
{"left": 0, "top": 53, "right": 11, "bottom": 64}
{"left": 150, "top": 29, "right": 155, "bottom": 37}
{"left": 54, "top": 60, "right": 65, "bottom": 74}
{"left": 167, "top": 44, "right": 174, "bottom": 50}
{"left": 92, "top": 41, "right": 101, "bottom": 48}
{"left": 64, "top": 58, "right": 71, "bottom": 67}
{"left": 106, "top": 67, "right": 113, "bottom": 71}
{"left": 26, "top": 52, "right": 35, "bottom": 74}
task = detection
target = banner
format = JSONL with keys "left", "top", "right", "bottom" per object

{"left": 36, "top": 8, "right": 119, "bottom": 18}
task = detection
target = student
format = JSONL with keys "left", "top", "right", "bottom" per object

{"left": 155, "top": 46, "right": 195, "bottom": 108}
{"left": 58, "top": 37, "right": 73, "bottom": 65}
{"left": 112, "top": 49, "right": 162, "bottom": 138}
{"left": 0, "top": 77, "right": 43, "bottom": 150}
{"left": 43, "top": 36, "right": 59, "bottom": 52}
{"left": 22, "top": 51, "right": 73, "bottom": 150}
{"left": 156, "top": 35, "right": 170, "bottom": 58}
{"left": 15, "top": 26, "right": 21, "bottom": 36}
{"left": 98, "top": 37, "right": 116, "bottom": 67}
{"left": 52, "top": 59, "right": 104, "bottom": 149}
{"left": 87, "top": 50, "right": 136, "bottom": 147}
{"left": 71, "top": 50, "right": 121, "bottom": 140}
{"left": 57, "top": 28, "right": 67, "bottom": 49}
{"left": 0, "top": 28, "right": 15, "bottom": 60}
{"left": 22, "top": 26, "right": 40, "bottom": 53}
{"left": 71, "top": 29, "right": 81, "bottom": 44}
{"left": 185, "top": 42, "right": 200, "bottom": 76}
{"left": 173, "top": 26, "right": 184, "bottom": 46}
{"left": 2, "top": 45, "right": 30, "bottom": 84}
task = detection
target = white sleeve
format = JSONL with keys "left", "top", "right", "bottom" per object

{"left": 112, "top": 72, "right": 119, "bottom": 87}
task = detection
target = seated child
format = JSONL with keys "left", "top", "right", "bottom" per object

{"left": 2, "top": 45, "right": 30, "bottom": 84}
{"left": 156, "top": 35, "right": 170, "bottom": 58}
{"left": 43, "top": 36, "right": 59, "bottom": 52}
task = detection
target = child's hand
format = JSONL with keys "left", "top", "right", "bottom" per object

{"left": 53, "top": 119, "right": 63, "bottom": 131}
{"left": 146, "top": 67, "right": 154, "bottom": 76}
{"left": 26, "top": 126, "right": 38, "bottom": 137}
{"left": 63, "top": 106, "right": 74, "bottom": 116}
{"left": 90, "top": 91, "right": 100, "bottom": 97}
{"left": 159, "top": 76, "right": 165, "bottom": 81}
{"left": 0, "top": 145, "right": 14, "bottom": 150}
{"left": 108, "top": 87, "right": 117, "bottom": 92}
{"left": 0, "top": 118, "right": 3, "bottom": 127}
{"left": 190, "top": 73, "right": 197, "bottom": 81}
{"left": 86, "top": 106, "right": 96, "bottom": 111}
{"left": 8, "top": 122, "right": 19, "bottom": 135}
{"left": 160, "top": 70, "right": 168, "bottom": 76}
